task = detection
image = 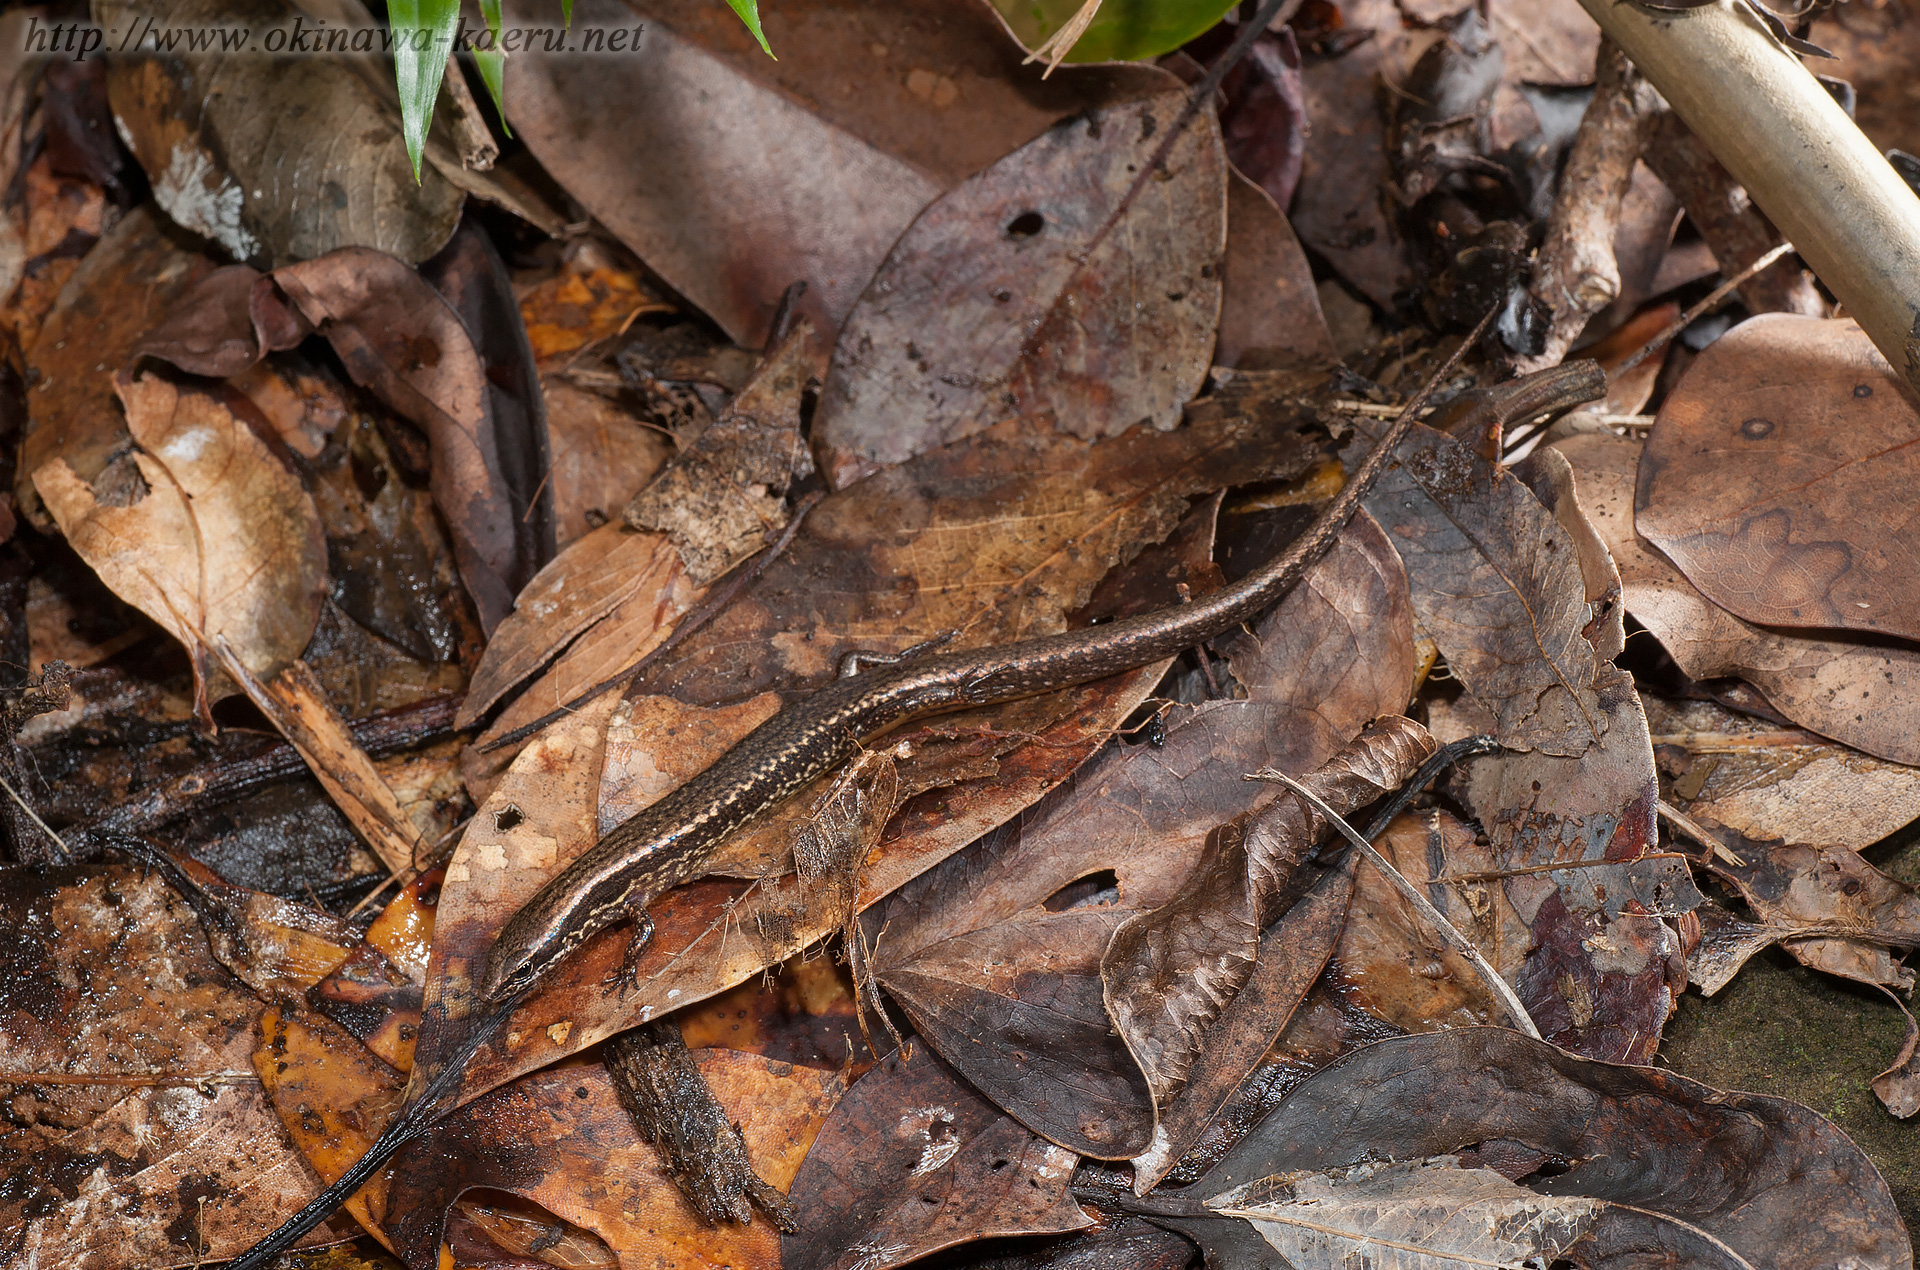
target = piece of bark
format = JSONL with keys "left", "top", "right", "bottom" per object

{"left": 1518, "top": 39, "right": 1664, "bottom": 372}
{"left": 1642, "top": 112, "right": 1823, "bottom": 317}
{"left": 603, "top": 1021, "right": 799, "bottom": 1231}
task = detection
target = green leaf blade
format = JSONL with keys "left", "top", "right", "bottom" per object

{"left": 388, "top": 0, "right": 463, "bottom": 181}
{"left": 724, "top": 0, "right": 775, "bottom": 58}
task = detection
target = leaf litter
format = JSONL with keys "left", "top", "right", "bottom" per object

{"left": 0, "top": 4, "right": 1918, "bottom": 1268}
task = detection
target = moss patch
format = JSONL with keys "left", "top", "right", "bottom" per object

{"left": 1663, "top": 947, "right": 1919, "bottom": 1241}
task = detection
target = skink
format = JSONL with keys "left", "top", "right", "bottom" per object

{"left": 227, "top": 335, "right": 1597, "bottom": 1270}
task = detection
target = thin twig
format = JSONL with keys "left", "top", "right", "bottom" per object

{"left": 1657, "top": 799, "right": 1747, "bottom": 867}
{"left": 1609, "top": 241, "right": 1795, "bottom": 379}
{"left": 1435, "top": 851, "right": 1691, "bottom": 884}
{"left": 1250, "top": 767, "right": 1542, "bottom": 1039}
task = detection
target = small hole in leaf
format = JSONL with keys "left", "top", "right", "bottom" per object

{"left": 495, "top": 806, "right": 524, "bottom": 831}
{"left": 990, "top": 1159, "right": 1009, "bottom": 1171}
{"left": 1005, "top": 211, "right": 1045, "bottom": 239}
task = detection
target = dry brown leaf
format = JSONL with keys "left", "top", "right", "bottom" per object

{"left": 780, "top": 1044, "right": 1089, "bottom": 1270}
{"left": 1637, "top": 316, "right": 1920, "bottom": 641}
{"left": 34, "top": 372, "right": 327, "bottom": 701}
{"left": 1365, "top": 421, "right": 1606, "bottom": 756}
{"left": 502, "top": 0, "right": 1167, "bottom": 348}
{"left": 99, "top": 0, "right": 464, "bottom": 265}
{"left": 625, "top": 322, "right": 820, "bottom": 584}
{"left": 816, "top": 87, "right": 1225, "bottom": 486}
{"left": 15, "top": 205, "right": 218, "bottom": 526}
{"left": 543, "top": 381, "right": 673, "bottom": 550}
{"left": 1554, "top": 431, "right": 1920, "bottom": 766}
{"left": 1644, "top": 695, "right": 1920, "bottom": 852}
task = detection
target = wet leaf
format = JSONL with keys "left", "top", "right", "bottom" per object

{"left": 1554, "top": 431, "right": 1920, "bottom": 766}
{"left": 1638, "top": 316, "right": 1920, "bottom": 641}
{"left": 34, "top": 372, "right": 328, "bottom": 705}
{"left": 0, "top": 867, "right": 360, "bottom": 1266}
{"left": 385, "top": 1052, "right": 843, "bottom": 1268}
{"left": 781, "top": 1044, "right": 1089, "bottom": 1270}
{"left": 816, "top": 87, "right": 1225, "bottom": 487}
{"left": 1195, "top": 1028, "right": 1911, "bottom": 1270}
{"left": 504, "top": 0, "right": 1167, "bottom": 348}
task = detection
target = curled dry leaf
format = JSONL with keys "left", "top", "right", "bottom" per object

{"left": 1102, "top": 717, "right": 1435, "bottom": 1124}
{"left": 129, "top": 246, "right": 548, "bottom": 632}
{"left": 1196, "top": 1028, "right": 1912, "bottom": 1270}
{"left": 1553, "top": 431, "right": 1920, "bottom": 766}
{"left": 98, "top": 0, "right": 464, "bottom": 265}
{"left": 1645, "top": 695, "right": 1920, "bottom": 852}
{"left": 871, "top": 513, "right": 1416, "bottom": 1159}
{"left": 386, "top": 1053, "right": 844, "bottom": 1270}
{"left": 459, "top": 524, "right": 693, "bottom": 729}
{"left": 33, "top": 373, "right": 328, "bottom": 704}
{"left": 503, "top": 0, "right": 1166, "bottom": 348}
{"left": 780, "top": 1044, "right": 1089, "bottom": 1270}
{"left": 816, "top": 87, "right": 1225, "bottom": 486}
{"left": 1208, "top": 1155, "right": 1757, "bottom": 1270}
{"left": 1637, "top": 316, "right": 1920, "bottom": 641}
{"left": 0, "top": 867, "right": 359, "bottom": 1267}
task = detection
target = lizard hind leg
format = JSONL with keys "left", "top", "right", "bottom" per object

{"left": 615, "top": 902, "right": 657, "bottom": 995}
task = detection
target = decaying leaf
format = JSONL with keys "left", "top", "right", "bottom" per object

{"left": 1709, "top": 836, "right": 1920, "bottom": 992}
{"left": 33, "top": 372, "right": 328, "bottom": 705}
{"left": 1555, "top": 431, "right": 1920, "bottom": 766}
{"left": 1366, "top": 421, "right": 1606, "bottom": 757}
{"left": 1194, "top": 1028, "right": 1912, "bottom": 1270}
{"left": 781, "top": 1044, "right": 1088, "bottom": 1270}
{"left": 625, "top": 322, "right": 819, "bottom": 585}
{"left": 15, "top": 205, "right": 218, "bottom": 526}
{"left": 1102, "top": 717, "right": 1434, "bottom": 1124}
{"left": 0, "top": 867, "right": 360, "bottom": 1267}
{"left": 127, "top": 245, "right": 550, "bottom": 632}
{"left": 1637, "top": 316, "right": 1920, "bottom": 641}
{"left": 385, "top": 1052, "right": 843, "bottom": 1269}
{"left": 816, "top": 87, "right": 1225, "bottom": 485}
{"left": 870, "top": 515, "right": 1416, "bottom": 1159}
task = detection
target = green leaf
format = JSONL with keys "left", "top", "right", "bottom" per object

{"left": 475, "top": 0, "right": 511, "bottom": 137}
{"left": 561, "top": 0, "right": 574, "bottom": 23}
{"left": 725, "top": 0, "right": 775, "bottom": 58}
{"left": 388, "top": 0, "right": 462, "bottom": 181}
{"left": 990, "top": 0, "right": 1238, "bottom": 64}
